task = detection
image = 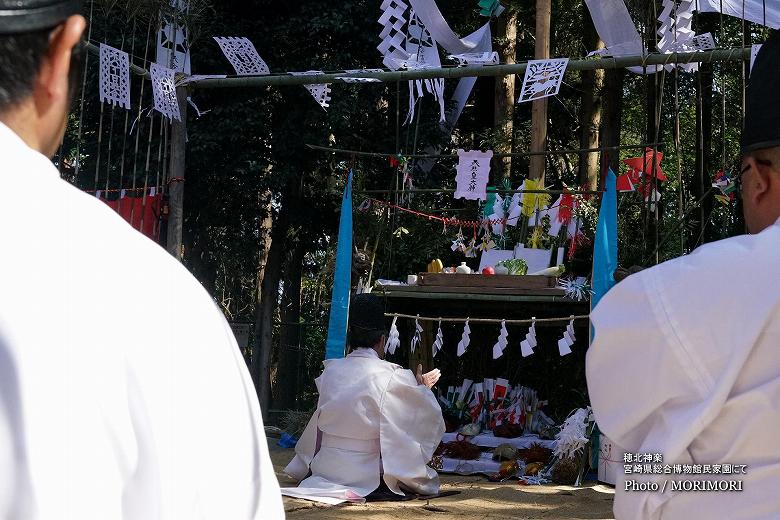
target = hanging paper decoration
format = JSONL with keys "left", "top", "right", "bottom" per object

{"left": 213, "top": 37, "right": 270, "bottom": 76}
{"left": 492, "top": 320, "right": 509, "bottom": 360}
{"left": 377, "top": 0, "right": 411, "bottom": 69}
{"left": 488, "top": 193, "right": 506, "bottom": 235}
{"left": 691, "top": 32, "right": 716, "bottom": 50}
{"left": 657, "top": 0, "right": 696, "bottom": 54}
{"left": 156, "top": 0, "right": 190, "bottom": 74}
{"left": 454, "top": 149, "right": 493, "bottom": 201}
{"left": 548, "top": 193, "right": 580, "bottom": 240}
{"left": 456, "top": 319, "right": 471, "bottom": 357}
{"left": 451, "top": 227, "right": 466, "bottom": 252}
{"left": 712, "top": 169, "right": 737, "bottom": 203}
{"left": 288, "top": 71, "right": 331, "bottom": 110}
{"left": 518, "top": 58, "right": 569, "bottom": 103}
{"left": 558, "top": 318, "right": 575, "bottom": 356}
{"left": 99, "top": 43, "right": 131, "bottom": 109}
{"left": 751, "top": 44, "right": 763, "bottom": 72}
{"left": 403, "top": 11, "right": 446, "bottom": 123}
{"left": 385, "top": 316, "right": 401, "bottom": 355}
{"left": 506, "top": 183, "right": 524, "bottom": 227}
{"left": 432, "top": 320, "right": 444, "bottom": 358}
{"left": 150, "top": 63, "right": 181, "bottom": 121}
{"left": 464, "top": 237, "right": 479, "bottom": 258}
{"left": 410, "top": 316, "right": 423, "bottom": 353}
{"left": 623, "top": 148, "right": 667, "bottom": 204}
{"left": 336, "top": 69, "right": 384, "bottom": 83}
{"left": 521, "top": 178, "right": 551, "bottom": 219}
{"left": 449, "top": 51, "right": 499, "bottom": 65}
{"left": 520, "top": 319, "right": 536, "bottom": 357}
{"left": 615, "top": 173, "right": 635, "bottom": 192}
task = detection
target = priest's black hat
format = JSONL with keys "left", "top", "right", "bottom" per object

{"left": 349, "top": 293, "right": 386, "bottom": 334}
{"left": 743, "top": 30, "right": 780, "bottom": 153}
{"left": 0, "top": 0, "right": 81, "bottom": 34}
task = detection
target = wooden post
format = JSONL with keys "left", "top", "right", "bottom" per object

{"left": 166, "top": 84, "right": 188, "bottom": 260}
{"left": 529, "top": 0, "right": 552, "bottom": 181}
{"left": 494, "top": 8, "right": 519, "bottom": 179}
{"left": 578, "top": 7, "right": 604, "bottom": 191}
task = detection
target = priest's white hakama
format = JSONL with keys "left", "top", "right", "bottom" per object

{"left": 282, "top": 348, "right": 445, "bottom": 504}
{"left": 587, "top": 219, "right": 780, "bottom": 520}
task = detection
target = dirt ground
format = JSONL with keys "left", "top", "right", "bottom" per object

{"left": 270, "top": 445, "right": 615, "bottom": 520}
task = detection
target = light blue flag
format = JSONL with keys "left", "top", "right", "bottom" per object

{"left": 324, "top": 170, "right": 353, "bottom": 360}
{"left": 590, "top": 168, "right": 618, "bottom": 340}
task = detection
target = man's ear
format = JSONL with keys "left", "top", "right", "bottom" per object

{"left": 35, "top": 16, "right": 86, "bottom": 105}
{"left": 744, "top": 156, "right": 772, "bottom": 207}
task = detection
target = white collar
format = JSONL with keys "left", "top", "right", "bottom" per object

{"left": 348, "top": 348, "right": 380, "bottom": 360}
{"left": 0, "top": 121, "right": 58, "bottom": 178}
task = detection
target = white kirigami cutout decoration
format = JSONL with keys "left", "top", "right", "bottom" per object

{"left": 432, "top": 320, "right": 444, "bottom": 357}
{"left": 520, "top": 319, "right": 536, "bottom": 357}
{"left": 377, "top": 0, "right": 411, "bottom": 69}
{"left": 214, "top": 37, "right": 270, "bottom": 76}
{"left": 691, "top": 32, "right": 716, "bottom": 50}
{"left": 506, "top": 183, "right": 524, "bottom": 227}
{"left": 385, "top": 316, "right": 400, "bottom": 355}
{"left": 492, "top": 320, "right": 509, "bottom": 360}
{"left": 289, "top": 71, "right": 331, "bottom": 110}
{"left": 490, "top": 194, "right": 506, "bottom": 235}
{"left": 150, "top": 63, "right": 181, "bottom": 121}
{"left": 449, "top": 51, "right": 499, "bottom": 66}
{"left": 410, "top": 316, "right": 423, "bottom": 353}
{"left": 558, "top": 319, "right": 575, "bottom": 356}
{"left": 454, "top": 149, "right": 493, "bottom": 201}
{"left": 404, "top": 11, "right": 446, "bottom": 123}
{"left": 456, "top": 319, "right": 471, "bottom": 357}
{"left": 337, "top": 69, "right": 384, "bottom": 83}
{"left": 99, "top": 43, "right": 131, "bottom": 109}
{"left": 518, "top": 58, "right": 569, "bottom": 103}
{"left": 157, "top": 1, "right": 190, "bottom": 74}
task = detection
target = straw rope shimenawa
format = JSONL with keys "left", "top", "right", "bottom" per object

{"left": 384, "top": 313, "right": 589, "bottom": 325}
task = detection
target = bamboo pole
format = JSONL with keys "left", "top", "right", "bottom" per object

{"left": 86, "top": 42, "right": 751, "bottom": 87}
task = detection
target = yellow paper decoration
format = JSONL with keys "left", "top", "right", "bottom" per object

{"left": 521, "top": 179, "right": 552, "bottom": 218}
{"left": 529, "top": 227, "right": 544, "bottom": 249}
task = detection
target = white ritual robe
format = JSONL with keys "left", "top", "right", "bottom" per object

{"left": 0, "top": 123, "right": 284, "bottom": 519}
{"left": 282, "top": 348, "right": 445, "bottom": 504}
{"left": 587, "top": 219, "right": 780, "bottom": 520}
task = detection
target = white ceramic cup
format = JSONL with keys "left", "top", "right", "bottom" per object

{"left": 407, "top": 275, "right": 418, "bottom": 285}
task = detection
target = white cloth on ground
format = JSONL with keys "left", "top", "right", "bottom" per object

{"left": 587, "top": 218, "right": 780, "bottom": 520}
{"left": 282, "top": 348, "right": 445, "bottom": 504}
{"left": 0, "top": 122, "right": 283, "bottom": 520}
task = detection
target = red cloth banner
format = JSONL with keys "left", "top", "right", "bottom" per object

{"left": 102, "top": 195, "right": 162, "bottom": 240}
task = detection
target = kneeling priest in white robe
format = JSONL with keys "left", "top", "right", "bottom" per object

{"left": 282, "top": 294, "right": 445, "bottom": 504}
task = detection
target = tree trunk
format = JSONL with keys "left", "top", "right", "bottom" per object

{"left": 274, "top": 242, "right": 305, "bottom": 411}
{"left": 529, "top": 0, "right": 551, "bottom": 181}
{"left": 578, "top": 8, "right": 604, "bottom": 190}
{"left": 494, "top": 8, "right": 518, "bottom": 179}
{"left": 166, "top": 85, "right": 188, "bottom": 260}
{"left": 250, "top": 197, "right": 289, "bottom": 420}
{"left": 600, "top": 68, "right": 625, "bottom": 177}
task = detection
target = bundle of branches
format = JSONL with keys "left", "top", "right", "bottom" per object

{"left": 93, "top": 0, "right": 214, "bottom": 42}
{"left": 517, "top": 443, "right": 553, "bottom": 464}
{"left": 434, "top": 441, "right": 482, "bottom": 460}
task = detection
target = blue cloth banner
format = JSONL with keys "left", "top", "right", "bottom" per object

{"left": 324, "top": 170, "right": 353, "bottom": 360}
{"left": 590, "top": 168, "right": 618, "bottom": 342}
